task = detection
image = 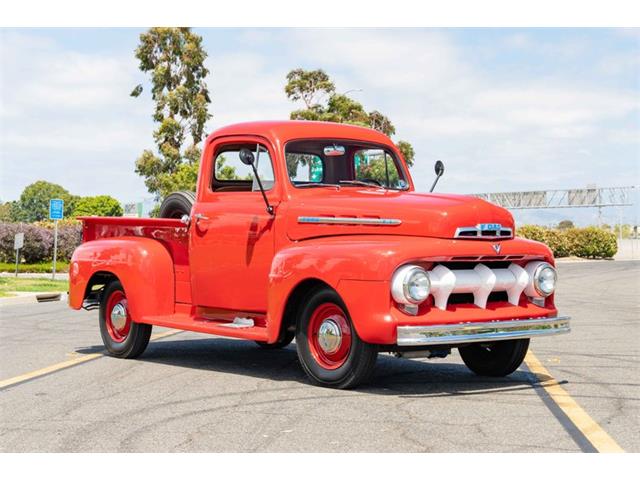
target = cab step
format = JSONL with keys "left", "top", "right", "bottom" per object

{"left": 140, "top": 312, "right": 269, "bottom": 341}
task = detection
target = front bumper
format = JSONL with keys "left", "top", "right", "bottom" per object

{"left": 396, "top": 316, "right": 570, "bottom": 346}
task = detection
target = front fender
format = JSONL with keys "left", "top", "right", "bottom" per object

{"left": 267, "top": 235, "right": 555, "bottom": 344}
{"left": 69, "top": 236, "right": 175, "bottom": 321}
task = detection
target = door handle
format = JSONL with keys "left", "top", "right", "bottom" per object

{"left": 194, "top": 213, "right": 210, "bottom": 228}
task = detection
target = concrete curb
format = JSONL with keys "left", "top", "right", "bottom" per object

{"left": 0, "top": 292, "right": 68, "bottom": 307}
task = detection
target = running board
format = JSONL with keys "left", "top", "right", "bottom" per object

{"left": 140, "top": 313, "right": 269, "bottom": 341}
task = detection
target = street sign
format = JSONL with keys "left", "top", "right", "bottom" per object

{"left": 49, "top": 199, "right": 64, "bottom": 220}
{"left": 14, "top": 232, "right": 25, "bottom": 277}
{"left": 49, "top": 199, "right": 64, "bottom": 279}
{"left": 14, "top": 232, "right": 24, "bottom": 250}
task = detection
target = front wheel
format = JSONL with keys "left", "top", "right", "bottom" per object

{"left": 458, "top": 339, "right": 530, "bottom": 377}
{"left": 99, "top": 280, "right": 152, "bottom": 359}
{"left": 295, "top": 287, "right": 378, "bottom": 389}
{"left": 255, "top": 330, "right": 295, "bottom": 349}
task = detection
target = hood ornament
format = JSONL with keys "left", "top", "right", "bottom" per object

{"left": 492, "top": 244, "right": 502, "bottom": 254}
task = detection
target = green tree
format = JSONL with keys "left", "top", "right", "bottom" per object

{"left": 396, "top": 140, "right": 414, "bottom": 167}
{"left": 131, "top": 27, "right": 211, "bottom": 199}
{"left": 0, "top": 201, "right": 19, "bottom": 222}
{"left": 13, "top": 181, "right": 77, "bottom": 222}
{"left": 285, "top": 69, "right": 415, "bottom": 168}
{"left": 558, "top": 219, "right": 575, "bottom": 230}
{"left": 215, "top": 156, "right": 240, "bottom": 180}
{"left": 368, "top": 110, "right": 395, "bottom": 136}
{"left": 285, "top": 69, "right": 335, "bottom": 109}
{"left": 73, "top": 195, "right": 124, "bottom": 217}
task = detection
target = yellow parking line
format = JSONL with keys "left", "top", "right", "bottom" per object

{"left": 0, "top": 353, "right": 103, "bottom": 389}
{"left": 0, "top": 328, "right": 180, "bottom": 390}
{"left": 525, "top": 350, "right": 624, "bottom": 453}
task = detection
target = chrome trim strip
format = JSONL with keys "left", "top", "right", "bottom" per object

{"left": 298, "top": 216, "right": 402, "bottom": 226}
{"left": 396, "top": 316, "right": 570, "bottom": 346}
{"left": 454, "top": 226, "right": 513, "bottom": 239}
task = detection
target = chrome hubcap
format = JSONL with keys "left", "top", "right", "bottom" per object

{"left": 317, "top": 318, "right": 342, "bottom": 354}
{"left": 110, "top": 303, "right": 127, "bottom": 331}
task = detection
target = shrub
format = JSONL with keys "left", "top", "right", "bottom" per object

{"left": 0, "top": 261, "right": 70, "bottom": 273}
{"left": 36, "top": 221, "right": 82, "bottom": 262}
{"left": 542, "top": 229, "right": 571, "bottom": 258}
{"left": 0, "top": 222, "right": 53, "bottom": 263}
{"left": 565, "top": 227, "right": 618, "bottom": 259}
{"left": 516, "top": 225, "right": 547, "bottom": 243}
{"left": 0, "top": 221, "right": 81, "bottom": 264}
{"left": 517, "top": 224, "right": 618, "bottom": 259}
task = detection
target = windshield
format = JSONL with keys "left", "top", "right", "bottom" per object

{"left": 285, "top": 139, "right": 409, "bottom": 190}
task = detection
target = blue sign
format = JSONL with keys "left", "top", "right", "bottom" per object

{"left": 49, "top": 199, "right": 64, "bottom": 220}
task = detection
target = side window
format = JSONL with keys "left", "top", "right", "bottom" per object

{"left": 213, "top": 144, "right": 275, "bottom": 191}
{"left": 354, "top": 149, "right": 406, "bottom": 189}
{"left": 286, "top": 153, "right": 324, "bottom": 184}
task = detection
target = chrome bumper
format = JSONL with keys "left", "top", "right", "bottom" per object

{"left": 396, "top": 316, "right": 570, "bottom": 346}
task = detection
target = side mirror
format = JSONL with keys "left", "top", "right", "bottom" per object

{"left": 430, "top": 160, "right": 445, "bottom": 192}
{"left": 239, "top": 148, "right": 255, "bottom": 165}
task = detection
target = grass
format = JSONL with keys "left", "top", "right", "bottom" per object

{"left": 0, "top": 277, "right": 69, "bottom": 297}
{"left": 0, "top": 261, "right": 69, "bottom": 273}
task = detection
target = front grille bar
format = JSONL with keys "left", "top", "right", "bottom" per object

{"left": 454, "top": 226, "right": 513, "bottom": 239}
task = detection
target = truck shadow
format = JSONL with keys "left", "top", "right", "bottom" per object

{"left": 77, "top": 337, "right": 552, "bottom": 397}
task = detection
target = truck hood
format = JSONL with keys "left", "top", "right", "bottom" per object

{"left": 285, "top": 189, "right": 514, "bottom": 241}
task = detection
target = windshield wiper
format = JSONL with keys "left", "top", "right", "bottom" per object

{"left": 296, "top": 182, "right": 341, "bottom": 188}
{"left": 339, "top": 180, "right": 386, "bottom": 189}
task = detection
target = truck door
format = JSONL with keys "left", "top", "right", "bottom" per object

{"left": 189, "top": 136, "right": 279, "bottom": 312}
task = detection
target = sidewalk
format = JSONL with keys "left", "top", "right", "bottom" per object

{"left": 0, "top": 291, "right": 68, "bottom": 306}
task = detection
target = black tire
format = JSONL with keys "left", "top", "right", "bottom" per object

{"left": 159, "top": 191, "right": 195, "bottom": 219}
{"left": 295, "top": 286, "right": 378, "bottom": 389}
{"left": 255, "top": 330, "right": 295, "bottom": 349}
{"left": 99, "top": 280, "right": 152, "bottom": 359}
{"left": 458, "top": 339, "right": 530, "bottom": 377}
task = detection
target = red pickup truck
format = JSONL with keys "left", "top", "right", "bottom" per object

{"left": 69, "top": 121, "right": 569, "bottom": 388}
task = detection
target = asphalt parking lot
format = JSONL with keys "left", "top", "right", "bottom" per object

{"left": 1, "top": 261, "right": 638, "bottom": 452}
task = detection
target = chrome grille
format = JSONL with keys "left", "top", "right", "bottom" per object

{"left": 454, "top": 226, "right": 513, "bottom": 239}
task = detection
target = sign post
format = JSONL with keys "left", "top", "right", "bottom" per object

{"left": 49, "top": 199, "right": 64, "bottom": 280}
{"left": 14, "top": 232, "right": 24, "bottom": 278}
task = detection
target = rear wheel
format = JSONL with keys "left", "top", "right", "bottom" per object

{"left": 295, "top": 287, "right": 378, "bottom": 389}
{"left": 99, "top": 280, "right": 152, "bottom": 358}
{"left": 159, "top": 191, "right": 195, "bottom": 219}
{"left": 458, "top": 339, "right": 530, "bottom": 377}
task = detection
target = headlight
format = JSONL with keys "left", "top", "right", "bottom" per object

{"left": 391, "top": 265, "right": 430, "bottom": 305}
{"left": 524, "top": 261, "right": 557, "bottom": 298}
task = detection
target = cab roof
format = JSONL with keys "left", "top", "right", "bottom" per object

{"left": 207, "top": 120, "right": 394, "bottom": 146}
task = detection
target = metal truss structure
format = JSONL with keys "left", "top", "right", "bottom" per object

{"left": 471, "top": 186, "right": 637, "bottom": 210}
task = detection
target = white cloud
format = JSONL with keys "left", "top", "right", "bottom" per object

{"left": 1, "top": 27, "right": 638, "bottom": 220}
{"left": 0, "top": 31, "right": 152, "bottom": 202}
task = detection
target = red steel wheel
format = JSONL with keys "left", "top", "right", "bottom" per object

{"left": 99, "top": 280, "right": 151, "bottom": 359}
{"left": 307, "top": 302, "right": 352, "bottom": 370}
{"left": 104, "top": 289, "right": 131, "bottom": 343}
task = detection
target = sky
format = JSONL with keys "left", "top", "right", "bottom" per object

{"left": 1, "top": 28, "right": 639, "bottom": 225}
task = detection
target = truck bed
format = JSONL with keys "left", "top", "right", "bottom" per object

{"left": 78, "top": 216, "right": 191, "bottom": 300}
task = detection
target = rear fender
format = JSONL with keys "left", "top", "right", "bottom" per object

{"left": 69, "top": 237, "right": 175, "bottom": 321}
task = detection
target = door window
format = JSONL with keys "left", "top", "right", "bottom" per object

{"left": 213, "top": 144, "right": 275, "bottom": 191}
